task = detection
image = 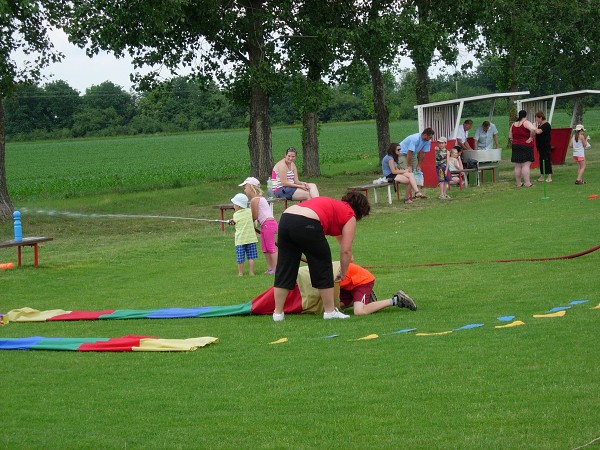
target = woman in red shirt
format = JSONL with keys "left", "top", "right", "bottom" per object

{"left": 272, "top": 192, "right": 370, "bottom": 321}
{"left": 509, "top": 110, "right": 538, "bottom": 187}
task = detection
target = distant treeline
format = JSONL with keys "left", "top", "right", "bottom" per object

{"left": 6, "top": 66, "right": 599, "bottom": 142}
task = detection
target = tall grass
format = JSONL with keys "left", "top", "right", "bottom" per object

{"left": 1, "top": 115, "right": 599, "bottom": 449}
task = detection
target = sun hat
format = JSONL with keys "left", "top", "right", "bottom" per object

{"left": 238, "top": 177, "right": 260, "bottom": 187}
{"left": 575, "top": 124, "right": 585, "bottom": 131}
{"left": 231, "top": 193, "right": 249, "bottom": 208}
{"left": 437, "top": 136, "right": 447, "bottom": 144}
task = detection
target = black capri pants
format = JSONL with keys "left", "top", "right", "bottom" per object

{"left": 274, "top": 213, "right": 334, "bottom": 291}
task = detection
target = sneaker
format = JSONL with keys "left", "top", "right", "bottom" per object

{"left": 264, "top": 269, "right": 275, "bottom": 274}
{"left": 392, "top": 290, "right": 417, "bottom": 311}
{"left": 323, "top": 308, "right": 350, "bottom": 320}
{"left": 273, "top": 312, "right": 285, "bottom": 322}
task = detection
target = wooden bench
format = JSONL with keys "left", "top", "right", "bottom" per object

{"left": 0, "top": 236, "right": 53, "bottom": 267}
{"left": 213, "top": 197, "right": 289, "bottom": 232}
{"left": 347, "top": 183, "right": 394, "bottom": 205}
{"left": 450, "top": 164, "right": 498, "bottom": 188}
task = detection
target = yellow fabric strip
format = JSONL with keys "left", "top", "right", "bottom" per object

{"left": 495, "top": 320, "right": 525, "bottom": 328}
{"left": 351, "top": 334, "right": 379, "bottom": 341}
{"left": 269, "top": 338, "right": 288, "bottom": 345}
{"left": 132, "top": 337, "right": 219, "bottom": 352}
{"left": 7, "top": 307, "right": 71, "bottom": 322}
{"left": 415, "top": 331, "right": 452, "bottom": 336}
{"left": 533, "top": 310, "right": 566, "bottom": 318}
{"left": 592, "top": 303, "right": 600, "bottom": 309}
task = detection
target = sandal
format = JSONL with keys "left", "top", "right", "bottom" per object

{"left": 575, "top": 180, "right": 587, "bottom": 185}
{"left": 403, "top": 198, "right": 413, "bottom": 204}
{"left": 523, "top": 183, "right": 533, "bottom": 188}
{"left": 415, "top": 192, "right": 428, "bottom": 199}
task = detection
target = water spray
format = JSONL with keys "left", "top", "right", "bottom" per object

{"left": 19, "top": 208, "right": 230, "bottom": 223}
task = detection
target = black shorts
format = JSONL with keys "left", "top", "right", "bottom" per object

{"left": 274, "top": 213, "right": 333, "bottom": 290}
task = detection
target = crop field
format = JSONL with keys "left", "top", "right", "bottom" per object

{"left": 1, "top": 114, "right": 599, "bottom": 449}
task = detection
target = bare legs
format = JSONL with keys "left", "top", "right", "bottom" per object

{"left": 576, "top": 160, "right": 586, "bottom": 182}
{"left": 264, "top": 252, "right": 277, "bottom": 273}
{"left": 238, "top": 259, "right": 255, "bottom": 276}
{"left": 514, "top": 162, "right": 532, "bottom": 187}
{"left": 292, "top": 183, "right": 320, "bottom": 200}
{"left": 395, "top": 173, "right": 418, "bottom": 200}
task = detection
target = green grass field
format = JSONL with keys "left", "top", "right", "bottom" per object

{"left": 1, "top": 115, "right": 599, "bottom": 449}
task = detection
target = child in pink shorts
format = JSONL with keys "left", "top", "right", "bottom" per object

{"left": 239, "top": 177, "right": 279, "bottom": 274}
{"left": 570, "top": 124, "right": 590, "bottom": 185}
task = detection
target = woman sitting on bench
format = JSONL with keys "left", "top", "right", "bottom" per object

{"left": 382, "top": 143, "right": 427, "bottom": 204}
{"left": 271, "top": 147, "right": 319, "bottom": 201}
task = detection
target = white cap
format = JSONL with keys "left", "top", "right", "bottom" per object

{"left": 437, "top": 136, "right": 447, "bottom": 144}
{"left": 231, "top": 193, "right": 248, "bottom": 208}
{"left": 238, "top": 177, "right": 260, "bottom": 187}
{"left": 575, "top": 124, "right": 585, "bottom": 131}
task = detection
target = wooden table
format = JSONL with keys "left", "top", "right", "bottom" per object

{"left": 0, "top": 236, "right": 53, "bottom": 267}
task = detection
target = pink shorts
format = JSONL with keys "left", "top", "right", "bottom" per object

{"left": 573, "top": 156, "right": 585, "bottom": 162}
{"left": 260, "top": 219, "right": 278, "bottom": 253}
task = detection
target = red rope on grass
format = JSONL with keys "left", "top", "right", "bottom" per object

{"left": 363, "top": 242, "right": 600, "bottom": 269}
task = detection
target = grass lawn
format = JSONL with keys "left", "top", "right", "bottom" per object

{"left": 1, "top": 117, "right": 599, "bottom": 449}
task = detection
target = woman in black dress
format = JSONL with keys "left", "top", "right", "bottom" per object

{"left": 534, "top": 111, "right": 552, "bottom": 182}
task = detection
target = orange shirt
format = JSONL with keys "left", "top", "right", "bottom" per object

{"left": 339, "top": 263, "right": 375, "bottom": 290}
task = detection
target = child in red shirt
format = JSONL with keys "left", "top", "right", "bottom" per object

{"left": 339, "top": 262, "right": 417, "bottom": 315}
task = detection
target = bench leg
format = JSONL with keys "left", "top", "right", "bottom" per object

{"left": 17, "top": 246, "right": 22, "bottom": 267}
{"left": 33, "top": 244, "right": 39, "bottom": 267}
{"left": 386, "top": 185, "right": 392, "bottom": 204}
{"left": 373, "top": 188, "right": 378, "bottom": 204}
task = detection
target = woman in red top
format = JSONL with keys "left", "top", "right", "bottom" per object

{"left": 273, "top": 192, "right": 370, "bottom": 321}
{"left": 509, "top": 110, "right": 538, "bottom": 187}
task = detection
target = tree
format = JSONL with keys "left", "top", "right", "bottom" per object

{"left": 0, "top": 1, "right": 62, "bottom": 220}
{"left": 283, "top": 0, "right": 349, "bottom": 177}
{"left": 398, "top": 1, "right": 474, "bottom": 106}
{"left": 61, "top": 0, "right": 286, "bottom": 180}
{"left": 345, "top": 0, "right": 405, "bottom": 160}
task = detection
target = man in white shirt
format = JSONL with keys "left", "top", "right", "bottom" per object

{"left": 454, "top": 119, "right": 473, "bottom": 150}
{"left": 474, "top": 121, "right": 500, "bottom": 149}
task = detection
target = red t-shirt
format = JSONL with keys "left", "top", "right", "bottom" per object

{"left": 299, "top": 197, "right": 355, "bottom": 236}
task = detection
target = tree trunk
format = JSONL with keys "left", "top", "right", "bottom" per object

{"left": 415, "top": 61, "right": 430, "bottom": 106}
{"left": 0, "top": 99, "right": 15, "bottom": 222}
{"left": 247, "top": 85, "right": 273, "bottom": 181}
{"left": 245, "top": 0, "right": 273, "bottom": 182}
{"left": 573, "top": 96, "right": 584, "bottom": 126}
{"left": 301, "top": 63, "right": 321, "bottom": 177}
{"left": 367, "top": 62, "right": 390, "bottom": 161}
{"left": 301, "top": 110, "right": 320, "bottom": 177}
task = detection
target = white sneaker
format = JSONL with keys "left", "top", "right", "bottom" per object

{"left": 273, "top": 312, "right": 285, "bottom": 322}
{"left": 323, "top": 308, "right": 350, "bottom": 320}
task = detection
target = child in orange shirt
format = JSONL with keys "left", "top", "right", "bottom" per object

{"left": 338, "top": 262, "right": 416, "bottom": 315}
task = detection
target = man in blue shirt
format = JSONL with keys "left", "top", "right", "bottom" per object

{"left": 398, "top": 127, "right": 435, "bottom": 173}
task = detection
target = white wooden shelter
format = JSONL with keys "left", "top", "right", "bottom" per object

{"left": 516, "top": 90, "right": 600, "bottom": 125}
{"left": 415, "top": 91, "right": 530, "bottom": 140}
